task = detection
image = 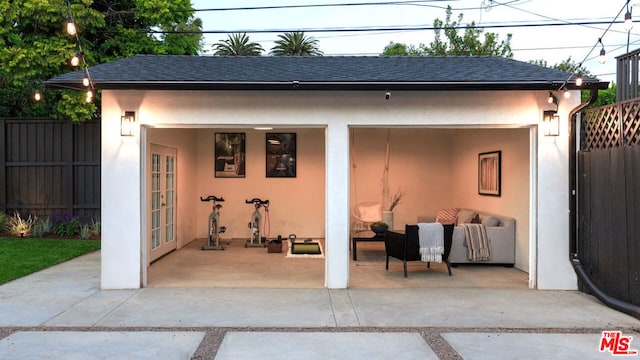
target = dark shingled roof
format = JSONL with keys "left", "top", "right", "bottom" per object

{"left": 46, "top": 55, "right": 608, "bottom": 91}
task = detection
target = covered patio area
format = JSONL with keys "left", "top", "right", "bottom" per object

{"left": 147, "top": 238, "right": 529, "bottom": 289}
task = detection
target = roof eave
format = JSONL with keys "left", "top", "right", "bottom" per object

{"left": 44, "top": 80, "right": 610, "bottom": 91}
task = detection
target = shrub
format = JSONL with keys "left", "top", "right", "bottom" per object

{"left": 79, "top": 223, "right": 92, "bottom": 239}
{"left": 91, "top": 218, "right": 101, "bottom": 237}
{"left": 32, "top": 216, "right": 52, "bottom": 237}
{"left": 32, "top": 220, "right": 43, "bottom": 237}
{"left": 53, "top": 219, "right": 79, "bottom": 237}
{"left": 8, "top": 212, "right": 34, "bottom": 237}
{"left": 51, "top": 212, "right": 79, "bottom": 238}
{"left": 0, "top": 212, "right": 8, "bottom": 233}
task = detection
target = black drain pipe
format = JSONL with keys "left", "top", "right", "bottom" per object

{"left": 568, "top": 89, "right": 640, "bottom": 320}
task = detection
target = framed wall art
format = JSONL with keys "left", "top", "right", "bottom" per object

{"left": 266, "top": 133, "right": 296, "bottom": 178}
{"left": 478, "top": 151, "right": 501, "bottom": 196}
{"left": 214, "top": 132, "right": 246, "bottom": 178}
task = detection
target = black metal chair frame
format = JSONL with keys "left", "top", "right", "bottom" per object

{"left": 385, "top": 224, "right": 454, "bottom": 277}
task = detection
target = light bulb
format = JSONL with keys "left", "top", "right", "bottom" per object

{"left": 625, "top": 11, "right": 633, "bottom": 31}
{"left": 564, "top": 89, "right": 571, "bottom": 99}
{"left": 34, "top": 89, "right": 42, "bottom": 102}
{"left": 86, "top": 90, "right": 93, "bottom": 103}
{"left": 547, "top": 92, "right": 555, "bottom": 104}
{"left": 575, "top": 76, "right": 583, "bottom": 87}
{"left": 66, "top": 14, "right": 77, "bottom": 35}
{"left": 599, "top": 48, "right": 606, "bottom": 64}
{"left": 70, "top": 54, "right": 80, "bottom": 67}
{"left": 83, "top": 77, "right": 90, "bottom": 87}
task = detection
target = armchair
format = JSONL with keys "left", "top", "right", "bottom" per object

{"left": 351, "top": 202, "right": 382, "bottom": 232}
{"left": 385, "top": 224, "right": 454, "bottom": 277}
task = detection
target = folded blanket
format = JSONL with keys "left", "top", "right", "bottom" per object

{"left": 461, "top": 223, "right": 491, "bottom": 261}
{"left": 418, "top": 223, "right": 444, "bottom": 263}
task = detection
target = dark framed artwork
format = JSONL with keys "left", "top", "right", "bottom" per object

{"left": 478, "top": 151, "right": 501, "bottom": 196}
{"left": 266, "top": 133, "right": 296, "bottom": 178}
{"left": 214, "top": 133, "right": 246, "bottom": 178}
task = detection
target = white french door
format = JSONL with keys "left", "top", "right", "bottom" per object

{"left": 148, "top": 144, "right": 177, "bottom": 263}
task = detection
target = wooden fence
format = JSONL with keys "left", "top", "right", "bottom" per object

{"left": 582, "top": 98, "right": 640, "bottom": 149}
{"left": 579, "top": 103, "right": 640, "bottom": 307}
{"left": 0, "top": 118, "right": 100, "bottom": 223}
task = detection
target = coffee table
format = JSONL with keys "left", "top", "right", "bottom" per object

{"left": 351, "top": 230, "right": 386, "bottom": 261}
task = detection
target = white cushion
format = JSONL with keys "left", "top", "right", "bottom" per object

{"left": 357, "top": 203, "right": 382, "bottom": 222}
{"left": 457, "top": 209, "right": 477, "bottom": 224}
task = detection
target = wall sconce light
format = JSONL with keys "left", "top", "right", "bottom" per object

{"left": 121, "top": 111, "right": 135, "bottom": 136}
{"left": 543, "top": 110, "right": 560, "bottom": 136}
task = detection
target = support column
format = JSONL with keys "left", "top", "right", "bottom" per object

{"left": 537, "top": 110, "right": 577, "bottom": 290}
{"left": 325, "top": 122, "right": 350, "bottom": 289}
{"left": 101, "top": 97, "right": 142, "bottom": 289}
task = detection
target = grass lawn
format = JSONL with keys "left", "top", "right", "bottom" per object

{"left": 0, "top": 237, "right": 101, "bottom": 285}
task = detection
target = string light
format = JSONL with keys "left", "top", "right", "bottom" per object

{"left": 82, "top": 69, "right": 90, "bottom": 87}
{"left": 625, "top": 0, "right": 633, "bottom": 31}
{"left": 70, "top": 51, "right": 81, "bottom": 67}
{"left": 63, "top": 0, "right": 95, "bottom": 104}
{"left": 556, "top": 2, "right": 628, "bottom": 94}
{"left": 598, "top": 38, "right": 606, "bottom": 64}
{"left": 34, "top": 89, "right": 42, "bottom": 102}
{"left": 625, "top": 11, "right": 633, "bottom": 31}
{"left": 66, "top": 13, "right": 77, "bottom": 35}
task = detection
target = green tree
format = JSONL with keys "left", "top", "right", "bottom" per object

{"left": 426, "top": 6, "right": 512, "bottom": 56}
{"left": 531, "top": 57, "right": 592, "bottom": 77}
{"left": 590, "top": 83, "right": 616, "bottom": 108}
{"left": 270, "top": 32, "right": 323, "bottom": 56}
{"left": 0, "top": 0, "right": 203, "bottom": 122}
{"left": 213, "top": 33, "right": 264, "bottom": 56}
{"left": 381, "top": 6, "right": 511, "bottom": 57}
{"left": 530, "top": 57, "right": 615, "bottom": 106}
{"left": 380, "top": 42, "right": 422, "bottom": 56}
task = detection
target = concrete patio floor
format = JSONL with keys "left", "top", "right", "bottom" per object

{"left": 1, "top": 249, "right": 639, "bottom": 359}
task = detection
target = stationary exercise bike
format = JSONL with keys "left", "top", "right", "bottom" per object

{"left": 201, "top": 195, "right": 227, "bottom": 250}
{"left": 245, "top": 198, "right": 270, "bottom": 247}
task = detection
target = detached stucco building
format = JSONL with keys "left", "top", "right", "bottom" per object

{"left": 46, "top": 55, "right": 608, "bottom": 290}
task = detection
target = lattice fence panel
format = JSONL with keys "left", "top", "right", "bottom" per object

{"left": 622, "top": 101, "right": 640, "bottom": 146}
{"left": 582, "top": 104, "right": 620, "bottom": 150}
{"left": 583, "top": 97, "right": 640, "bottom": 150}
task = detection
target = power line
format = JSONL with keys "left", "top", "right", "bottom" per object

{"left": 188, "top": 0, "right": 481, "bottom": 13}
{"left": 151, "top": 19, "right": 633, "bottom": 34}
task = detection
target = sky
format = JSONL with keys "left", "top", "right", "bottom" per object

{"left": 190, "top": 0, "right": 639, "bottom": 84}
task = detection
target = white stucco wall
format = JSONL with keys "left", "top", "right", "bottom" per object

{"left": 536, "top": 95, "right": 579, "bottom": 289}
{"left": 101, "top": 91, "right": 143, "bottom": 289}
{"left": 193, "top": 128, "right": 326, "bottom": 241}
{"left": 451, "top": 128, "right": 531, "bottom": 272}
{"left": 100, "top": 89, "right": 579, "bottom": 290}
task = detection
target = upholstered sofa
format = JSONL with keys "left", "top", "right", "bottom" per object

{"left": 418, "top": 209, "right": 515, "bottom": 265}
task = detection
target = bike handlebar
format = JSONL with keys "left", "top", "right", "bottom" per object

{"left": 200, "top": 195, "right": 224, "bottom": 202}
{"left": 245, "top": 198, "right": 269, "bottom": 206}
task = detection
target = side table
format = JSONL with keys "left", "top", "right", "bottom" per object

{"left": 351, "top": 230, "right": 386, "bottom": 261}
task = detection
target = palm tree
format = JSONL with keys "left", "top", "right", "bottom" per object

{"left": 269, "top": 32, "right": 323, "bottom": 56}
{"left": 212, "top": 33, "right": 264, "bottom": 56}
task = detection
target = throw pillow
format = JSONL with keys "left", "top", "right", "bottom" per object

{"left": 358, "top": 203, "right": 381, "bottom": 222}
{"left": 457, "top": 209, "right": 477, "bottom": 224}
{"left": 471, "top": 214, "right": 481, "bottom": 224}
{"left": 436, "top": 208, "right": 459, "bottom": 225}
{"left": 481, "top": 216, "right": 501, "bottom": 227}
